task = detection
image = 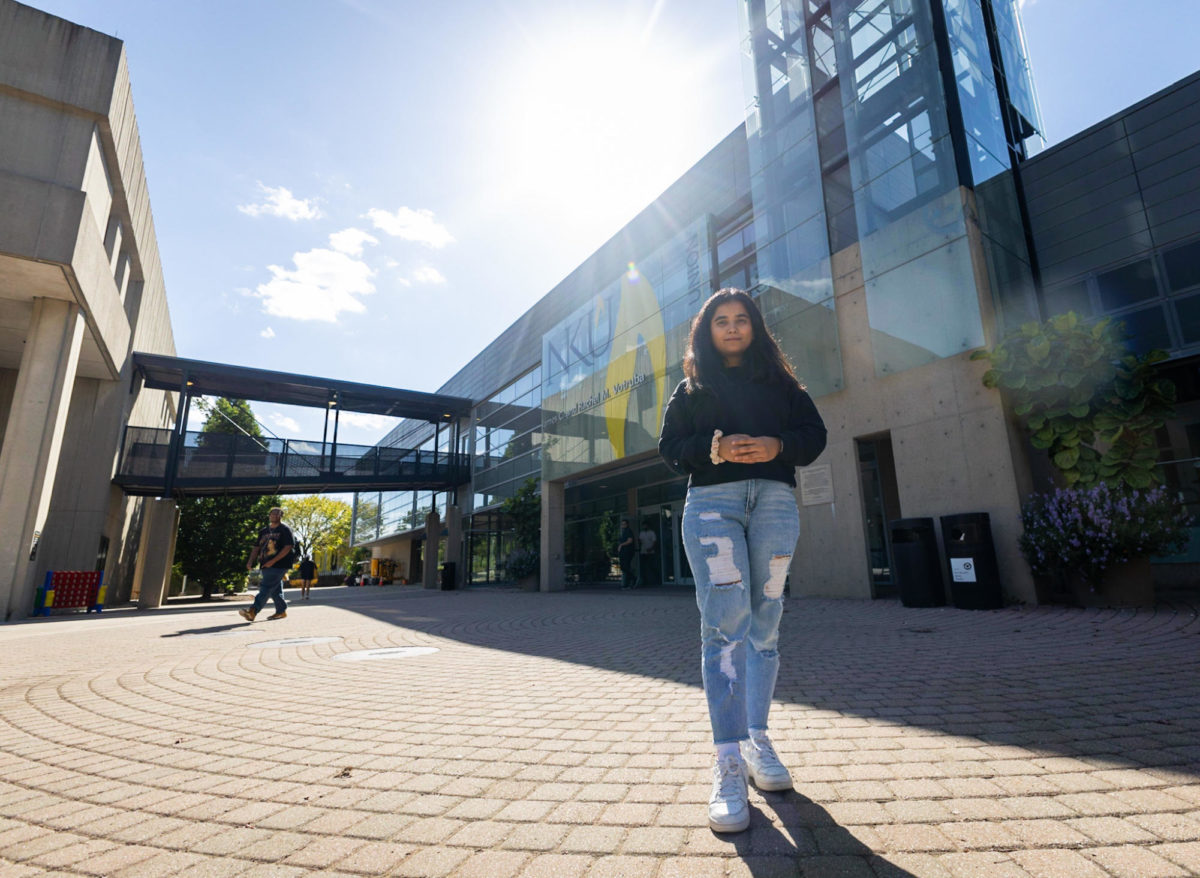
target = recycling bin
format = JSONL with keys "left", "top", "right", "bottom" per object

{"left": 889, "top": 518, "right": 945, "bottom": 607}
{"left": 940, "top": 513, "right": 1003, "bottom": 610}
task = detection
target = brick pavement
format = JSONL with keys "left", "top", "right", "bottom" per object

{"left": 0, "top": 586, "right": 1197, "bottom": 877}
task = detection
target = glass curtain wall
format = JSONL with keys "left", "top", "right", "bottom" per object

{"left": 541, "top": 222, "right": 710, "bottom": 480}
{"left": 474, "top": 367, "right": 542, "bottom": 509}
{"left": 468, "top": 368, "right": 542, "bottom": 583}
{"left": 943, "top": 0, "right": 1039, "bottom": 330}
{"left": 739, "top": 0, "right": 843, "bottom": 397}
{"left": 828, "top": 0, "right": 982, "bottom": 374}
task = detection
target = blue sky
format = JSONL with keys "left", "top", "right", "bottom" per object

{"left": 29, "top": 0, "right": 1200, "bottom": 446}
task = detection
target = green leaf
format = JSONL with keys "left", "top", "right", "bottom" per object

{"left": 1059, "top": 371, "right": 1085, "bottom": 388}
{"left": 1053, "top": 448, "right": 1080, "bottom": 470}
{"left": 1067, "top": 403, "right": 1089, "bottom": 418}
{"left": 1126, "top": 469, "right": 1152, "bottom": 489}
{"left": 1026, "top": 337, "right": 1051, "bottom": 363}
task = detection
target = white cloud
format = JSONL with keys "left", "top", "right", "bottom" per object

{"left": 329, "top": 227, "right": 379, "bottom": 256}
{"left": 339, "top": 412, "right": 391, "bottom": 430}
{"left": 366, "top": 206, "right": 455, "bottom": 248}
{"left": 254, "top": 247, "right": 375, "bottom": 322}
{"left": 238, "top": 183, "right": 322, "bottom": 220}
{"left": 260, "top": 326, "right": 276, "bottom": 338}
{"left": 269, "top": 413, "right": 301, "bottom": 433}
{"left": 411, "top": 265, "right": 447, "bottom": 285}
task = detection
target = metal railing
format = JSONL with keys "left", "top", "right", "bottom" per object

{"left": 114, "top": 426, "right": 468, "bottom": 496}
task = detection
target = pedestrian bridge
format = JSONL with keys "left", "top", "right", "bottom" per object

{"left": 116, "top": 353, "right": 472, "bottom": 498}
{"left": 114, "top": 427, "right": 468, "bottom": 496}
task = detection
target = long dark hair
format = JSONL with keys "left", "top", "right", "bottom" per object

{"left": 683, "top": 288, "right": 799, "bottom": 392}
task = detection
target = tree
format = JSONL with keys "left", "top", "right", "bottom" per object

{"left": 285, "top": 495, "right": 352, "bottom": 561}
{"left": 174, "top": 398, "right": 279, "bottom": 599}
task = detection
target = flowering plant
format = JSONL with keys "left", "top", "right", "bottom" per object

{"left": 1019, "top": 483, "right": 1191, "bottom": 587}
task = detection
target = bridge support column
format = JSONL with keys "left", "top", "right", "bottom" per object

{"left": 0, "top": 298, "right": 85, "bottom": 621}
{"left": 135, "top": 498, "right": 179, "bottom": 609}
{"left": 423, "top": 510, "right": 440, "bottom": 589}
{"left": 540, "top": 479, "right": 565, "bottom": 592}
{"left": 444, "top": 505, "right": 462, "bottom": 589}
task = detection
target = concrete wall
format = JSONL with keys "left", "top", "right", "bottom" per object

{"left": 0, "top": 0, "right": 177, "bottom": 617}
{"left": 791, "top": 194, "right": 1035, "bottom": 605}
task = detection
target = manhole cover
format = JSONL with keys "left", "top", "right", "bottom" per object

{"left": 248, "top": 636, "right": 343, "bottom": 649}
{"left": 332, "top": 647, "right": 440, "bottom": 662}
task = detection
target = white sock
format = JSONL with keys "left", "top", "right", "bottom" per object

{"left": 748, "top": 728, "right": 769, "bottom": 747}
{"left": 715, "top": 742, "right": 741, "bottom": 762}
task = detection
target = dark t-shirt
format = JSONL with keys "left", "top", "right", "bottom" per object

{"left": 618, "top": 526, "right": 636, "bottom": 560}
{"left": 257, "top": 523, "right": 295, "bottom": 569}
{"left": 298, "top": 558, "right": 316, "bottom": 579}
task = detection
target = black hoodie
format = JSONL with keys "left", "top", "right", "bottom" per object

{"left": 658, "top": 366, "right": 827, "bottom": 488}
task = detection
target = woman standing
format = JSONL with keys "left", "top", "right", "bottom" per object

{"left": 659, "top": 288, "right": 826, "bottom": 833}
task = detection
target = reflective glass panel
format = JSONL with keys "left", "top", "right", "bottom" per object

{"left": 1117, "top": 305, "right": 1172, "bottom": 355}
{"left": 1174, "top": 294, "right": 1200, "bottom": 345}
{"left": 1164, "top": 239, "right": 1200, "bottom": 293}
{"left": 1096, "top": 260, "right": 1158, "bottom": 311}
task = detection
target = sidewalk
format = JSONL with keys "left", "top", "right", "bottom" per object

{"left": 0, "top": 586, "right": 1198, "bottom": 877}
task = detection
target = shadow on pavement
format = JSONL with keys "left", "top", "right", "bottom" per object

{"left": 313, "top": 586, "right": 1200, "bottom": 786}
{"left": 721, "top": 791, "right": 918, "bottom": 877}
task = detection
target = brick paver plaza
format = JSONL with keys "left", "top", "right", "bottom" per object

{"left": 1, "top": 585, "right": 1198, "bottom": 877}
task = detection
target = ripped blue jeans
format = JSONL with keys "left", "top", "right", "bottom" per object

{"left": 683, "top": 479, "right": 800, "bottom": 744}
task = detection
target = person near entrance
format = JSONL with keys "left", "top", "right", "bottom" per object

{"left": 239, "top": 507, "right": 295, "bottom": 622}
{"left": 298, "top": 555, "right": 317, "bottom": 600}
{"left": 637, "top": 520, "right": 658, "bottom": 586}
{"left": 659, "top": 287, "right": 827, "bottom": 833}
{"left": 616, "top": 518, "right": 636, "bottom": 589}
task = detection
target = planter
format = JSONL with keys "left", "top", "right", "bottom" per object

{"left": 1071, "top": 556, "right": 1155, "bottom": 608}
{"left": 517, "top": 574, "right": 540, "bottom": 592}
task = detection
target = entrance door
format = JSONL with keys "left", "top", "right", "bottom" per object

{"left": 640, "top": 501, "right": 692, "bottom": 586}
{"left": 856, "top": 435, "right": 901, "bottom": 598}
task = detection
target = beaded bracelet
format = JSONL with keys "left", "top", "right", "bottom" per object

{"left": 710, "top": 429, "right": 724, "bottom": 465}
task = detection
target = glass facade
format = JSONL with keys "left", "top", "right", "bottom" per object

{"left": 474, "top": 367, "right": 542, "bottom": 508}
{"left": 350, "top": 0, "right": 1064, "bottom": 588}
{"left": 739, "top": 0, "right": 843, "bottom": 395}
{"left": 540, "top": 221, "right": 709, "bottom": 481}
{"left": 737, "top": 0, "right": 1043, "bottom": 377}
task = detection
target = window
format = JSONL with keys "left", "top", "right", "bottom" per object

{"left": 1042, "top": 280, "right": 1091, "bottom": 318}
{"left": 1096, "top": 259, "right": 1157, "bottom": 311}
{"left": 1164, "top": 239, "right": 1200, "bottom": 294}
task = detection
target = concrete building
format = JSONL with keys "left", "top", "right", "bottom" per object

{"left": 0, "top": 0, "right": 179, "bottom": 620}
{"left": 352, "top": 0, "right": 1199, "bottom": 602}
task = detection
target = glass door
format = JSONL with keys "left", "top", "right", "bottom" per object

{"left": 656, "top": 502, "right": 691, "bottom": 586}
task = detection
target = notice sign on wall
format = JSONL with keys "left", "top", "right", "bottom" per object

{"left": 799, "top": 464, "right": 834, "bottom": 506}
{"left": 950, "top": 558, "right": 977, "bottom": 582}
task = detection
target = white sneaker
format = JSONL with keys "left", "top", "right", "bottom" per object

{"left": 708, "top": 754, "right": 750, "bottom": 833}
{"left": 740, "top": 732, "right": 793, "bottom": 792}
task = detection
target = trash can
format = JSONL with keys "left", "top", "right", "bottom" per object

{"left": 889, "top": 518, "right": 945, "bottom": 607}
{"left": 940, "top": 513, "right": 1003, "bottom": 610}
{"left": 439, "top": 562, "right": 456, "bottom": 591}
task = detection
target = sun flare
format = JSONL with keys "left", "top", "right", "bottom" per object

{"left": 490, "top": 21, "right": 717, "bottom": 227}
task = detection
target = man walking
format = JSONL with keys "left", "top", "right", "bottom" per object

{"left": 239, "top": 506, "right": 294, "bottom": 622}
